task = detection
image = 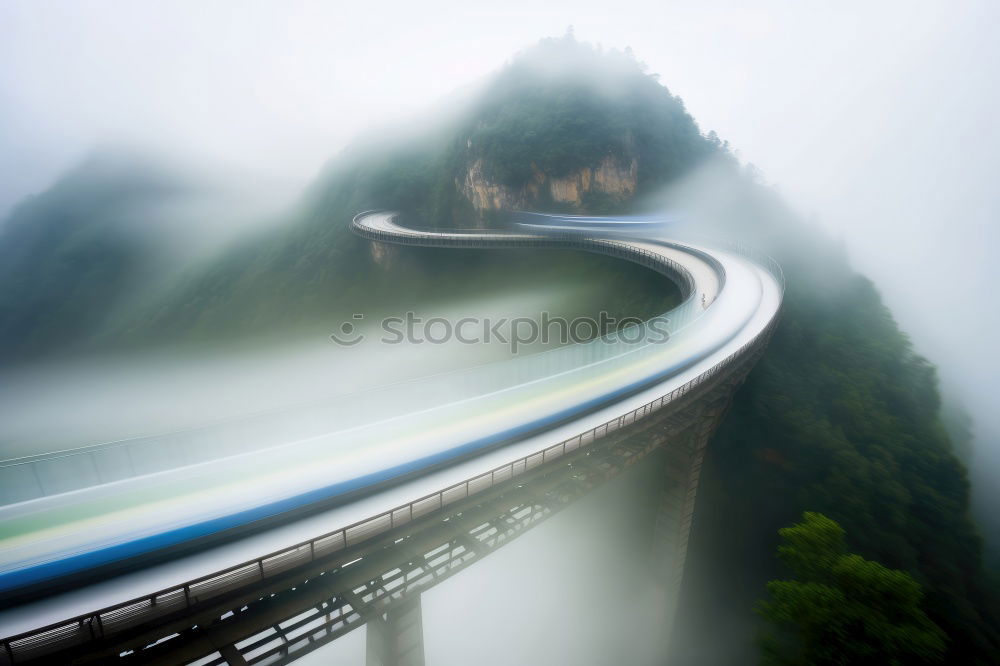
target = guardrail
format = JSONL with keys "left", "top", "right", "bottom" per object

{"left": 0, "top": 316, "right": 781, "bottom": 665}
{"left": 352, "top": 211, "right": 702, "bottom": 295}
{"left": 0, "top": 214, "right": 707, "bottom": 505}
{"left": 0, "top": 212, "right": 784, "bottom": 664}
{"left": 352, "top": 210, "right": 720, "bottom": 344}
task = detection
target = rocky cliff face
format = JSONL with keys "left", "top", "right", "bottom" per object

{"left": 458, "top": 153, "right": 638, "bottom": 214}
{"left": 368, "top": 239, "right": 399, "bottom": 267}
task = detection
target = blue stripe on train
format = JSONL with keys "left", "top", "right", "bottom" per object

{"left": 0, "top": 331, "right": 731, "bottom": 595}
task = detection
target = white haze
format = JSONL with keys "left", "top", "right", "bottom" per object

{"left": 0, "top": 285, "right": 588, "bottom": 457}
{"left": 4, "top": 0, "right": 1000, "bottom": 661}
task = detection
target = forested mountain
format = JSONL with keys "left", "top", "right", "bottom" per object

{"left": 18, "top": 37, "right": 715, "bottom": 349}
{"left": 667, "top": 174, "right": 1000, "bottom": 663}
{"left": 125, "top": 37, "right": 719, "bottom": 342}
{"left": 1, "top": 34, "right": 996, "bottom": 662}
{"left": 0, "top": 150, "right": 194, "bottom": 361}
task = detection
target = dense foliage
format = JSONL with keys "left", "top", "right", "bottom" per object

{"left": 0, "top": 98, "right": 677, "bottom": 359}
{"left": 671, "top": 179, "right": 1000, "bottom": 664}
{"left": 757, "top": 512, "right": 946, "bottom": 665}
{"left": 0, "top": 151, "right": 191, "bottom": 362}
{"left": 465, "top": 38, "right": 714, "bottom": 190}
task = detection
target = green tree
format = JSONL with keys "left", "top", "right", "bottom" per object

{"left": 757, "top": 512, "right": 947, "bottom": 665}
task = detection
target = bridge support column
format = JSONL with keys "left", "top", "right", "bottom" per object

{"left": 651, "top": 386, "right": 740, "bottom": 648}
{"left": 365, "top": 595, "right": 425, "bottom": 666}
{"left": 653, "top": 426, "right": 704, "bottom": 597}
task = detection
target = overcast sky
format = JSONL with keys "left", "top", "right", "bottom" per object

{"left": 3, "top": 0, "right": 999, "bottom": 439}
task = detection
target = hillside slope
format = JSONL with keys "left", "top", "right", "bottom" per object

{"left": 666, "top": 177, "right": 1000, "bottom": 663}
{"left": 117, "top": 36, "right": 716, "bottom": 345}
{"left": 0, "top": 150, "right": 194, "bottom": 361}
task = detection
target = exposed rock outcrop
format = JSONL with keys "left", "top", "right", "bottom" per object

{"left": 369, "top": 240, "right": 399, "bottom": 267}
{"left": 459, "top": 153, "right": 638, "bottom": 215}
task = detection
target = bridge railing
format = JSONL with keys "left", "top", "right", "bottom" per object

{"left": 0, "top": 295, "right": 783, "bottom": 665}
{"left": 1, "top": 213, "right": 785, "bottom": 663}
{"left": 0, "top": 217, "right": 706, "bottom": 505}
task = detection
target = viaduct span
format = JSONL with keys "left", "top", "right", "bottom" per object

{"left": 0, "top": 211, "right": 783, "bottom": 665}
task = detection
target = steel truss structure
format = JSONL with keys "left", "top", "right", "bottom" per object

{"left": 1, "top": 337, "right": 766, "bottom": 666}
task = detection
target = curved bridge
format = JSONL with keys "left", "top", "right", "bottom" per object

{"left": 0, "top": 211, "right": 783, "bottom": 665}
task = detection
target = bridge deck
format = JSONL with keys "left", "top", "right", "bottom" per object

{"left": 0, "top": 212, "right": 783, "bottom": 663}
